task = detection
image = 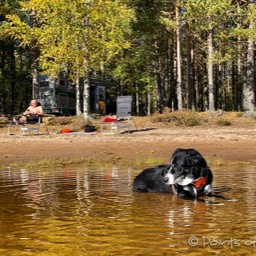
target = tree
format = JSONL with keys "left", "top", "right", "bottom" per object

{"left": 0, "top": 0, "right": 33, "bottom": 113}
{"left": 0, "top": 0, "right": 256, "bottom": 117}
{"left": 183, "top": 0, "right": 233, "bottom": 111}
{"left": 2, "top": 0, "right": 134, "bottom": 119}
{"left": 243, "top": 3, "right": 256, "bottom": 114}
{"left": 176, "top": 2, "right": 183, "bottom": 110}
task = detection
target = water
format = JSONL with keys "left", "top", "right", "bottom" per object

{"left": 0, "top": 166, "right": 256, "bottom": 255}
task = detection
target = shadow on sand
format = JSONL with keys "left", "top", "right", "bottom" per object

{"left": 119, "top": 128, "right": 157, "bottom": 134}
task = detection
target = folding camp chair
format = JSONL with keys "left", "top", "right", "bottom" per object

{"left": 101, "top": 96, "right": 136, "bottom": 133}
{"left": 7, "top": 115, "right": 49, "bottom": 135}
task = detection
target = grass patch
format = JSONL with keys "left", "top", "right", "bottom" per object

{"left": 4, "top": 155, "right": 159, "bottom": 170}
{"left": 206, "top": 158, "right": 256, "bottom": 167}
{"left": 1, "top": 155, "right": 255, "bottom": 171}
{"left": 135, "top": 151, "right": 164, "bottom": 167}
{"left": 6, "top": 157, "right": 100, "bottom": 170}
{"left": 216, "top": 119, "right": 232, "bottom": 126}
{"left": 135, "top": 157, "right": 163, "bottom": 167}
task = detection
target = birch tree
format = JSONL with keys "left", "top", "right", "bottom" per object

{"left": 176, "top": 2, "right": 183, "bottom": 110}
{"left": 3, "top": 0, "right": 134, "bottom": 119}
{"left": 243, "top": 3, "right": 256, "bottom": 114}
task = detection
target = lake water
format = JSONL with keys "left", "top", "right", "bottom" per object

{"left": 0, "top": 165, "right": 256, "bottom": 255}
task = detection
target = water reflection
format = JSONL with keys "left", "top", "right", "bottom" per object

{"left": 0, "top": 166, "right": 256, "bottom": 255}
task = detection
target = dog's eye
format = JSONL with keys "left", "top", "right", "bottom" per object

{"left": 161, "top": 169, "right": 167, "bottom": 176}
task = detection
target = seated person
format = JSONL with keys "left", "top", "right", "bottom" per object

{"left": 13, "top": 99, "right": 44, "bottom": 124}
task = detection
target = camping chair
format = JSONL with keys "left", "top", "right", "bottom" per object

{"left": 101, "top": 95, "right": 136, "bottom": 133}
{"left": 7, "top": 115, "right": 49, "bottom": 136}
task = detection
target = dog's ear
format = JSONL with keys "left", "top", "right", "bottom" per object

{"left": 185, "top": 156, "right": 202, "bottom": 167}
{"left": 188, "top": 166, "right": 202, "bottom": 179}
{"left": 190, "top": 155, "right": 207, "bottom": 167}
{"left": 187, "top": 157, "right": 196, "bottom": 166}
{"left": 169, "top": 148, "right": 181, "bottom": 163}
{"left": 170, "top": 154, "right": 180, "bottom": 165}
{"left": 161, "top": 165, "right": 169, "bottom": 176}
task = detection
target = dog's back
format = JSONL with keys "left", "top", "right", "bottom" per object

{"left": 132, "top": 164, "right": 174, "bottom": 194}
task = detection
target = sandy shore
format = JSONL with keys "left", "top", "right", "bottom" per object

{"left": 1, "top": 123, "right": 256, "bottom": 169}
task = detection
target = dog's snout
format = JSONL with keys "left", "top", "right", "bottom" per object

{"left": 163, "top": 177, "right": 169, "bottom": 183}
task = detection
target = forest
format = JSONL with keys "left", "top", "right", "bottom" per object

{"left": 0, "top": 0, "right": 256, "bottom": 118}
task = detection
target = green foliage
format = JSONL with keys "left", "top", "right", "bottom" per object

{"left": 0, "top": 0, "right": 256, "bottom": 116}
{"left": 1, "top": 0, "right": 135, "bottom": 78}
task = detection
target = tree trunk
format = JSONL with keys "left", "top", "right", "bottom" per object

{"left": 10, "top": 43, "right": 16, "bottom": 113}
{"left": 237, "top": 37, "right": 243, "bottom": 111}
{"left": 154, "top": 39, "right": 162, "bottom": 112}
{"left": 155, "top": 70, "right": 162, "bottom": 112}
{"left": 32, "top": 62, "right": 39, "bottom": 99}
{"left": 190, "top": 45, "right": 196, "bottom": 110}
{"left": 207, "top": 25, "right": 215, "bottom": 112}
{"left": 243, "top": 18, "right": 255, "bottom": 114}
{"left": 165, "top": 37, "right": 171, "bottom": 109}
{"left": 83, "top": 58, "right": 90, "bottom": 121}
{"left": 236, "top": 1, "right": 242, "bottom": 111}
{"left": 176, "top": 3, "right": 182, "bottom": 110}
{"left": 83, "top": 1, "right": 90, "bottom": 121}
{"left": 147, "top": 88, "right": 151, "bottom": 115}
{"left": 30, "top": 11, "right": 40, "bottom": 100}
{"left": 76, "top": 68, "right": 82, "bottom": 116}
{"left": 186, "top": 24, "right": 193, "bottom": 110}
{"left": 197, "top": 54, "right": 204, "bottom": 111}
{"left": 0, "top": 41, "right": 6, "bottom": 113}
{"left": 135, "top": 82, "right": 139, "bottom": 115}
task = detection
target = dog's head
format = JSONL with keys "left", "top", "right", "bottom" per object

{"left": 162, "top": 148, "right": 213, "bottom": 198}
{"left": 163, "top": 148, "right": 208, "bottom": 186}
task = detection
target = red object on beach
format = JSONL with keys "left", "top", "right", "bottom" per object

{"left": 60, "top": 128, "right": 71, "bottom": 133}
{"left": 103, "top": 117, "right": 117, "bottom": 122}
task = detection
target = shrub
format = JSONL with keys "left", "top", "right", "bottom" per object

{"left": 47, "top": 116, "right": 80, "bottom": 126}
{"left": 151, "top": 108, "right": 176, "bottom": 123}
{"left": 216, "top": 119, "right": 231, "bottom": 126}
{"left": 152, "top": 109, "right": 201, "bottom": 126}
{"left": 236, "top": 112, "right": 243, "bottom": 117}
{"left": 175, "top": 111, "right": 201, "bottom": 126}
{"left": 54, "top": 116, "right": 71, "bottom": 125}
{"left": 70, "top": 115, "right": 87, "bottom": 130}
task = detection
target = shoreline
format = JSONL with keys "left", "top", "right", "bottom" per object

{"left": 1, "top": 125, "right": 256, "bottom": 169}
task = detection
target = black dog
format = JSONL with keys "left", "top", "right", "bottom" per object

{"left": 133, "top": 148, "right": 213, "bottom": 199}
{"left": 163, "top": 148, "right": 213, "bottom": 198}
